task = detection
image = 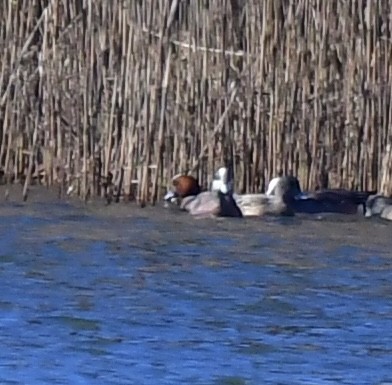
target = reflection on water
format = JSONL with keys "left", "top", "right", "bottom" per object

{"left": 0, "top": 190, "right": 392, "bottom": 385}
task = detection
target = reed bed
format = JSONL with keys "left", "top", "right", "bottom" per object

{"left": 1, "top": 0, "right": 392, "bottom": 204}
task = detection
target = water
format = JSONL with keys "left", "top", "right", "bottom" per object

{"left": 0, "top": 189, "right": 392, "bottom": 384}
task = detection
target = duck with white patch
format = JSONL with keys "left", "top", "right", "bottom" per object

{"left": 164, "top": 167, "right": 243, "bottom": 218}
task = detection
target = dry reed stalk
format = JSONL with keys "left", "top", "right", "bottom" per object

{"left": 1, "top": 0, "right": 392, "bottom": 202}
{"left": 22, "top": 117, "right": 39, "bottom": 201}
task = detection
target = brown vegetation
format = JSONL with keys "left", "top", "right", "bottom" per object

{"left": 1, "top": 0, "right": 391, "bottom": 204}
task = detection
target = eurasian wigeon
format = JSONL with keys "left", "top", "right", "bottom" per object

{"left": 164, "top": 167, "right": 242, "bottom": 218}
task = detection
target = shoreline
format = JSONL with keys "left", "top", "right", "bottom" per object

{"left": 0, "top": 182, "right": 391, "bottom": 250}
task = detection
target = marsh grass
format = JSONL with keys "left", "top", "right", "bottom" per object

{"left": 1, "top": 0, "right": 391, "bottom": 204}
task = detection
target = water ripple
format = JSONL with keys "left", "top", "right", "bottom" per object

{"left": 0, "top": 199, "right": 391, "bottom": 384}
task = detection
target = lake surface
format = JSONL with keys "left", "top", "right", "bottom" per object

{"left": 0, "top": 187, "right": 392, "bottom": 384}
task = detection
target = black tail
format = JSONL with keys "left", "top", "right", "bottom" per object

{"left": 218, "top": 192, "right": 243, "bottom": 217}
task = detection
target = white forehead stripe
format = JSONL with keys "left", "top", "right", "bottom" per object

{"left": 266, "top": 177, "right": 279, "bottom": 195}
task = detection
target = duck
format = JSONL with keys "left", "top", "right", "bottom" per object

{"left": 267, "top": 173, "right": 376, "bottom": 215}
{"left": 232, "top": 175, "right": 302, "bottom": 217}
{"left": 163, "top": 174, "right": 201, "bottom": 206}
{"left": 164, "top": 167, "right": 243, "bottom": 218}
{"left": 364, "top": 194, "right": 392, "bottom": 218}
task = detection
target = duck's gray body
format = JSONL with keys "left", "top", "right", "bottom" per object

{"left": 233, "top": 176, "right": 301, "bottom": 217}
{"left": 181, "top": 190, "right": 242, "bottom": 218}
{"left": 233, "top": 193, "right": 293, "bottom": 217}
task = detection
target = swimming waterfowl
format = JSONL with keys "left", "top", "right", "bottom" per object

{"left": 267, "top": 175, "right": 375, "bottom": 215}
{"left": 233, "top": 176, "right": 302, "bottom": 217}
{"left": 365, "top": 194, "right": 392, "bottom": 218}
{"left": 164, "top": 168, "right": 242, "bottom": 218}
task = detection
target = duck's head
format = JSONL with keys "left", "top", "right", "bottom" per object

{"left": 267, "top": 175, "right": 303, "bottom": 199}
{"left": 274, "top": 176, "right": 303, "bottom": 202}
{"left": 266, "top": 177, "right": 280, "bottom": 195}
{"left": 211, "top": 167, "right": 233, "bottom": 194}
{"left": 164, "top": 174, "right": 201, "bottom": 204}
{"left": 364, "top": 194, "right": 389, "bottom": 217}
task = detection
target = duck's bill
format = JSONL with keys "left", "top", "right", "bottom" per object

{"left": 164, "top": 190, "right": 177, "bottom": 202}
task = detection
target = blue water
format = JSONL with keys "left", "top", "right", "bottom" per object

{"left": 0, "top": 197, "right": 392, "bottom": 384}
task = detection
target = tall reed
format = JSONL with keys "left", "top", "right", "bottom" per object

{"left": 1, "top": 0, "right": 391, "bottom": 202}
